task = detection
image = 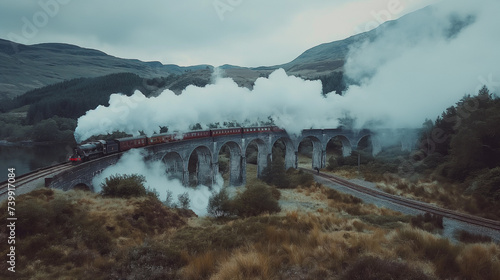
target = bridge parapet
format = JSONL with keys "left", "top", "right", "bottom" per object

{"left": 48, "top": 153, "right": 122, "bottom": 192}
{"left": 48, "top": 128, "right": 419, "bottom": 192}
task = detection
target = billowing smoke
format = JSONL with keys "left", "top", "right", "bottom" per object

{"left": 342, "top": 0, "right": 499, "bottom": 128}
{"left": 92, "top": 149, "right": 223, "bottom": 216}
{"left": 74, "top": 69, "right": 336, "bottom": 142}
{"left": 75, "top": 0, "right": 499, "bottom": 142}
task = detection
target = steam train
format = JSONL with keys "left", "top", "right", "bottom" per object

{"left": 69, "top": 126, "right": 285, "bottom": 163}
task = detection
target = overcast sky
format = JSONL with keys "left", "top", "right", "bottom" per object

{"left": 0, "top": 0, "right": 439, "bottom": 67}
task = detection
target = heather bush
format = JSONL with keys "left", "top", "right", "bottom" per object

{"left": 100, "top": 174, "right": 148, "bottom": 198}
{"left": 232, "top": 182, "right": 281, "bottom": 217}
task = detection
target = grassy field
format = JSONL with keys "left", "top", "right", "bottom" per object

{"left": 1, "top": 173, "right": 499, "bottom": 279}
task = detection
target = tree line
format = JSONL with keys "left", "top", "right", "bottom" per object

{"left": 418, "top": 86, "right": 500, "bottom": 200}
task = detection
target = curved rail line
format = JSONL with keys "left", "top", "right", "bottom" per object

{"left": 301, "top": 168, "right": 500, "bottom": 232}
{"left": 0, "top": 162, "right": 72, "bottom": 197}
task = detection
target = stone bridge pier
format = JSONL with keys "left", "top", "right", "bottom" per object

{"left": 48, "top": 128, "right": 419, "bottom": 192}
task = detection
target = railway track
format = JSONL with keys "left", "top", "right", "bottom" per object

{"left": 0, "top": 162, "right": 73, "bottom": 197}
{"left": 301, "top": 168, "right": 500, "bottom": 232}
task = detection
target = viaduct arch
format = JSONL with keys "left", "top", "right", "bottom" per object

{"left": 47, "top": 128, "right": 418, "bottom": 191}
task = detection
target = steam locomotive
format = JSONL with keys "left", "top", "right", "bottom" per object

{"left": 69, "top": 126, "right": 285, "bottom": 162}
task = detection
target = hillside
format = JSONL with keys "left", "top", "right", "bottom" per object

{"left": 0, "top": 39, "right": 211, "bottom": 99}
{"left": 0, "top": 15, "right": 383, "bottom": 100}
{"left": 0, "top": 25, "right": 369, "bottom": 100}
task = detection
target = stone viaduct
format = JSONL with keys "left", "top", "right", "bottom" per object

{"left": 47, "top": 128, "right": 418, "bottom": 192}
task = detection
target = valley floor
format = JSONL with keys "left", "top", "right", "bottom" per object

{"left": 1, "top": 163, "right": 499, "bottom": 279}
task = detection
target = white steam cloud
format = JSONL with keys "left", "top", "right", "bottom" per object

{"left": 342, "top": 0, "right": 500, "bottom": 128}
{"left": 92, "top": 149, "right": 222, "bottom": 216}
{"left": 75, "top": 0, "right": 499, "bottom": 142}
{"left": 75, "top": 69, "right": 338, "bottom": 142}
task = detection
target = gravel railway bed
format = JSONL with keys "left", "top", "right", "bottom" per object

{"left": 302, "top": 168, "right": 500, "bottom": 242}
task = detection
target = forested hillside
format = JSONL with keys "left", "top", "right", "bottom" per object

{"left": 0, "top": 73, "right": 182, "bottom": 142}
{"left": 422, "top": 87, "right": 500, "bottom": 199}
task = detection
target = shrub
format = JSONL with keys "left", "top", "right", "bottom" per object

{"left": 262, "top": 157, "right": 290, "bottom": 188}
{"left": 410, "top": 212, "right": 443, "bottom": 232}
{"left": 127, "top": 197, "right": 185, "bottom": 234}
{"left": 163, "top": 190, "right": 176, "bottom": 208}
{"left": 289, "top": 169, "right": 314, "bottom": 187}
{"left": 207, "top": 188, "right": 233, "bottom": 218}
{"left": 100, "top": 174, "right": 148, "bottom": 198}
{"left": 270, "top": 186, "right": 281, "bottom": 200}
{"left": 177, "top": 192, "right": 191, "bottom": 209}
{"left": 232, "top": 182, "right": 281, "bottom": 217}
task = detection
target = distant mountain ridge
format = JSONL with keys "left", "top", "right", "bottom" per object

{"left": 1, "top": 6, "right": 448, "bottom": 99}
{"left": 0, "top": 39, "right": 211, "bottom": 99}
{"left": 0, "top": 28, "right": 373, "bottom": 99}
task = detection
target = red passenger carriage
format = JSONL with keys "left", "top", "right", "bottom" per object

{"left": 116, "top": 136, "right": 148, "bottom": 151}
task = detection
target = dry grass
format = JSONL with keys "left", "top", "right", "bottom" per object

{"left": 456, "top": 243, "right": 500, "bottom": 280}
{"left": 182, "top": 250, "right": 222, "bottom": 280}
{"left": 209, "top": 247, "right": 273, "bottom": 280}
{"left": 3, "top": 176, "right": 500, "bottom": 280}
{"left": 389, "top": 226, "right": 500, "bottom": 279}
{"left": 0, "top": 189, "right": 188, "bottom": 279}
{"left": 362, "top": 171, "right": 500, "bottom": 221}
